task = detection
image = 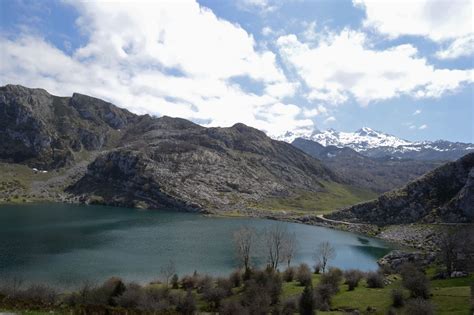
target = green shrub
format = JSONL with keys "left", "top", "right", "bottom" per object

{"left": 299, "top": 285, "right": 316, "bottom": 315}
{"left": 296, "top": 263, "right": 312, "bottom": 286}
{"left": 405, "top": 298, "right": 435, "bottom": 315}
{"left": 366, "top": 271, "right": 384, "bottom": 288}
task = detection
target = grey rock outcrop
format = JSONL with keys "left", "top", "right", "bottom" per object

{"left": 327, "top": 152, "right": 474, "bottom": 224}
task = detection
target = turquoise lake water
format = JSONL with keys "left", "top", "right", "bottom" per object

{"left": 0, "top": 203, "right": 392, "bottom": 287}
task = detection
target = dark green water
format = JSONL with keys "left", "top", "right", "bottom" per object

{"left": 0, "top": 204, "right": 392, "bottom": 287}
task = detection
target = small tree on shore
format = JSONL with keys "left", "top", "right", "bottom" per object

{"left": 313, "top": 241, "right": 335, "bottom": 273}
{"left": 263, "top": 223, "right": 289, "bottom": 270}
{"left": 282, "top": 232, "right": 299, "bottom": 268}
{"left": 233, "top": 226, "right": 256, "bottom": 273}
{"left": 160, "top": 260, "right": 176, "bottom": 287}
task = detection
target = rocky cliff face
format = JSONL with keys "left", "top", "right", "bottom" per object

{"left": 292, "top": 137, "right": 442, "bottom": 193}
{"left": 0, "top": 85, "right": 135, "bottom": 169}
{"left": 2, "top": 85, "right": 342, "bottom": 212}
{"left": 69, "top": 118, "right": 337, "bottom": 211}
{"left": 327, "top": 152, "right": 474, "bottom": 225}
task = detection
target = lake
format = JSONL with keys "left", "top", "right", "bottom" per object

{"left": 0, "top": 203, "right": 392, "bottom": 287}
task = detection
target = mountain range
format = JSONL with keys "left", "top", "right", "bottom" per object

{"left": 276, "top": 127, "right": 473, "bottom": 161}
{"left": 0, "top": 85, "right": 366, "bottom": 213}
{"left": 1, "top": 85, "right": 472, "bottom": 224}
{"left": 291, "top": 138, "right": 442, "bottom": 193}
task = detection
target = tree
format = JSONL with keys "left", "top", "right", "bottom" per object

{"left": 313, "top": 241, "right": 335, "bottom": 273}
{"left": 263, "top": 223, "right": 290, "bottom": 270}
{"left": 438, "top": 229, "right": 460, "bottom": 275}
{"left": 282, "top": 232, "right": 298, "bottom": 268}
{"left": 233, "top": 226, "right": 256, "bottom": 273}
{"left": 159, "top": 259, "right": 176, "bottom": 287}
{"left": 401, "top": 264, "right": 430, "bottom": 299}
{"left": 299, "top": 285, "right": 315, "bottom": 315}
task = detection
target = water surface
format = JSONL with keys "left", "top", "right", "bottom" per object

{"left": 0, "top": 203, "right": 392, "bottom": 287}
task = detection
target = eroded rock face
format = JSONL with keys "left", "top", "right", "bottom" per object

{"left": 0, "top": 85, "right": 134, "bottom": 169}
{"left": 327, "top": 152, "right": 474, "bottom": 224}
{"left": 69, "top": 120, "right": 337, "bottom": 211}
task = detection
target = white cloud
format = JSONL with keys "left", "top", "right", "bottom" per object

{"left": 277, "top": 30, "right": 473, "bottom": 105}
{"left": 0, "top": 0, "right": 311, "bottom": 137}
{"left": 353, "top": 0, "right": 473, "bottom": 42}
{"left": 302, "top": 21, "right": 318, "bottom": 41}
{"left": 235, "top": 0, "right": 278, "bottom": 13}
{"left": 302, "top": 104, "right": 327, "bottom": 118}
{"left": 413, "top": 109, "right": 422, "bottom": 115}
{"left": 262, "top": 26, "right": 273, "bottom": 36}
{"left": 324, "top": 116, "right": 336, "bottom": 123}
{"left": 419, "top": 124, "right": 428, "bottom": 130}
{"left": 436, "top": 35, "right": 474, "bottom": 59}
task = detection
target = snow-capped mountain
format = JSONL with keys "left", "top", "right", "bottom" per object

{"left": 274, "top": 127, "right": 474, "bottom": 161}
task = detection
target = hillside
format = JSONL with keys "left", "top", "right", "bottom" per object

{"left": 0, "top": 85, "right": 375, "bottom": 213}
{"left": 326, "top": 152, "right": 474, "bottom": 225}
{"left": 292, "top": 138, "right": 442, "bottom": 193}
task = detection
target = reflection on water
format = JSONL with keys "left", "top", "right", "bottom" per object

{"left": 0, "top": 203, "right": 393, "bottom": 286}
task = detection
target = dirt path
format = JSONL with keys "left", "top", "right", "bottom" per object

{"left": 316, "top": 214, "right": 363, "bottom": 226}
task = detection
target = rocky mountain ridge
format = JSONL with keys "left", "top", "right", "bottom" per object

{"left": 326, "top": 152, "right": 474, "bottom": 225}
{"left": 276, "top": 127, "right": 473, "bottom": 160}
{"left": 292, "top": 137, "right": 442, "bottom": 193}
{"left": 1, "top": 85, "right": 352, "bottom": 212}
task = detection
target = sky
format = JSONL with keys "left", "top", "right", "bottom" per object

{"left": 0, "top": 0, "right": 473, "bottom": 143}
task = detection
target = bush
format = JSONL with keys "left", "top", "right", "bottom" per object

{"left": 216, "top": 277, "right": 233, "bottom": 296}
{"left": 91, "top": 277, "right": 125, "bottom": 306}
{"left": 229, "top": 269, "right": 242, "bottom": 287}
{"left": 401, "top": 264, "right": 430, "bottom": 299}
{"left": 299, "top": 285, "right": 315, "bottom": 315}
{"left": 176, "top": 290, "right": 196, "bottom": 315}
{"left": 313, "top": 263, "right": 321, "bottom": 274}
{"left": 366, "top": 271, "right": 384, "bottom": 288}
{"left": 139, "top": 287, "right": 172, "bottom": 311}
{"left": 314, "top": 283, "right": 333, "bottom": 311}
{"left": 344, "top": 269, "right": 363, "bottom": 291}
{"left": 115, "top": 283, "right": 143, "bottom": 308}
{"left": 219, "top": 300, "right": 249, "bottom": 315}
{"left": 296, "top": 264, "right": 312, "bottom": 287}
{"left": 196, "top": 275, "right": 213, "bottom": 293}
{"left": 391, "top": 288, "right": 404, "bottom": 307}
{"left": 320, "top": 267, "right": 343, "bottom": 294}
{"left": 405, "top": 298, "right": 435, "bottom": 315}
{"left": 242, "top": 279, "right": 272, "bottom": 313}
{"left": 282, "top": 297, "right": 298, "bottom": 315}
{"left": 202, "top": 287, "right": 226, "bottom": 311}
{"left": 16, "top": 284, "right": 58, "bottom": 305}
{"left": 180, "top": 274, "right": 198, "bottom": 290}
{"left": 171, "top": 274, "right": 179, "bottom": 289}
{"left": 283, "top": 267, "right": 296, "bottom": 282}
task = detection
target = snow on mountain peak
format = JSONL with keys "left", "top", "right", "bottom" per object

{"left": 272, "top": 127, "right": 474, "bottom": 160}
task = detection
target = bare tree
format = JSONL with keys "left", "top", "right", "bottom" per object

{"left": 439, "top": 228, "right": 474, "bottom": 275}
{"left": 313, "top": 241, "right": 336, "bottom": 273}
{"left": 282, "top": 231, "right": 298, "bottom": 268}
{"left": 438, "top": 230, "right": 460, "bottom": 275}
{"left": 263, "top": 223, "right": 290, "bottom": 270}
{"left": 233, "top": 226, "right": 256, "bottom": 272}
{"left": 160, "top": 259, "right": 176, "bottom": 286}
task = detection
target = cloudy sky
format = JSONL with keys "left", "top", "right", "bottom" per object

{"left": 1, "top": 0, "right": 473, "bottom": 142}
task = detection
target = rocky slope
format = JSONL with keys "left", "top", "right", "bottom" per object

{"left": 2, "top": 85, "right": 355, "bottom": 212}
{"left": 0, "top": 85, "right": 135, "bottom": 169}
{"left": 326, "top": 152, "right": 474, "bottom": 225}
{"left": 292, "top": 138, "right": 442, "bottom": 192}
{"left": 277, "top": 127, "right": 473, "bottom": 160}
